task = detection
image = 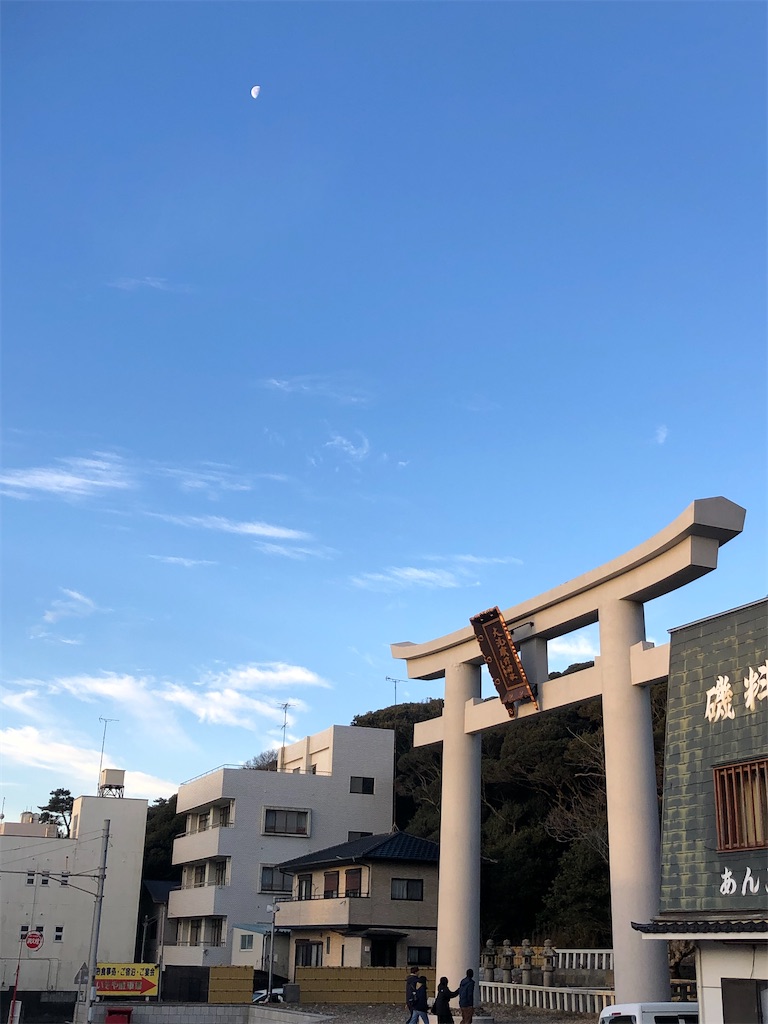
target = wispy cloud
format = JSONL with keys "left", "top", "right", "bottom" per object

{"left": 548, "top": 633, "right": 599, "bottom": 662}
{"left": 254, "top": 542, "right": 335, "bottom": 561}
{"left": 0, "top": 725, "right": 177, "bottom": 800}
{"left": 654, "top": 425, "right": 669, "bottom": 445}
{"left": 153, "top": 463, "right": 252, "bottom": 497}
{"left": 149, "top": 555, "right": 217, "bottom": 568}
{"left": 426, "top": 554, "right": 524, "bottom": 567}
{"left": 325, "top": 432, "right": 370, "bottom": 461}
{"left": 0, "top": 453, "right": 134, "bottom": 500}
{"left": 351, "top": 566, "right": 463, "bottom": 591}
{"left": 108, "top": 276, "right": 190, "bottom": 293}
{"left": 28, "top": 588, "right": 103, "bottom": 645}
{"left": 204, "top": 662, "right": 331, "bottom": 692}
{"left": 150, "top": 512, "right": 310, "bottom": 541}
{"left": 42, "top": 589, "right": 97, "bottom": 624}
{"left": 0, "top": 689, "right": 40, "bottom": 715}
{"left": 261, "top": 374, "right": 370, "bottom": 405}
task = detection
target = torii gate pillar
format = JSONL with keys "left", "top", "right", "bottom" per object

{"left": 391, "top": 498, "right": 746, "bottom": 1002}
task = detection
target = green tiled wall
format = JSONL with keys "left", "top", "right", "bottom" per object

{"left": 659, "top": 599, "right": 767, "bottom": 915}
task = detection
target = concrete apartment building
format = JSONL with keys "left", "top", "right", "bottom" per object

{"left": 0, "top": 772, "right": 147, "bottom": 1020}
{"left": 163, "top": 724, "right": 395, "bottom": 972}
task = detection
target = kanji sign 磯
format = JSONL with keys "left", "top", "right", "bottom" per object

{"left": 96, "top": 964, "right": 159, "bottom": 997}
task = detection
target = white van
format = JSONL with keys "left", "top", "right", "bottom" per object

{"left": 598, "top": 1003, "right": 698, "bottom": 1024}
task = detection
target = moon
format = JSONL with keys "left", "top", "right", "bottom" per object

{"left": 250, "top": 86, "right": 261, "bottom": 99}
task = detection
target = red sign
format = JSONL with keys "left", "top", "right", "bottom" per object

{"left": 25, "top": 931, "right": 44, "bottom": 951}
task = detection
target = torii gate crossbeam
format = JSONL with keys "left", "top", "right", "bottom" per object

{"left": 391, "top": 497, "right": 746, "bottom": 1002}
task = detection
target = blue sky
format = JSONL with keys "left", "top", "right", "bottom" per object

{"left": 1, "top": 1, "right": 765, "bottom": 823}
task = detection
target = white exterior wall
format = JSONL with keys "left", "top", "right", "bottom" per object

{"left": 0, "top": 795, "right": 147, "bottom": 995}
{"left": 696, "top": 942, "right": 768, "bottom": 1024}
{"left": 165, "top": 725, "right": 394, "bottom": 968}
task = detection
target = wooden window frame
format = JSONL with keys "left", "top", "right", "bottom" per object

{"left": 714, "top": 757, "right": 768, "bottom": 851}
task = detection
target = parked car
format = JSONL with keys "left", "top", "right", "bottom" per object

{"left": 599, "top": 1003, "right": 698, "bottom": 1024}
{"left": 252, "top": 988, "right": 284, "bottom": 1003}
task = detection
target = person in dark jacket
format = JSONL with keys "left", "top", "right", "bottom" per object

{"left": 432, "top": 976, "right": 459, "bottom": 1024}
{"left": 458, "top": 968, "right": 475, "bottom": 1023}
{"left": 405, "top": 966, "right": 419, "bottom": 1017}
{"left": 407, "top": 975, "right": 430, "bottom": 1024}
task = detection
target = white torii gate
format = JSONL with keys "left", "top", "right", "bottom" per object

{"left": 391, "top": 497, "right": 746, "bottom": 1002}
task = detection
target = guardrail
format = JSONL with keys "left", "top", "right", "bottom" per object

{"left": 480, "top": 981, "right": 614, "bottom": 1014}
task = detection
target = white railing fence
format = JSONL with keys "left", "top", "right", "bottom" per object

{"left": 555, "top": 948, "right": 614, "bottom": 971}
{"left": 480, "top": 981, "right": 614, "bottom": 1014}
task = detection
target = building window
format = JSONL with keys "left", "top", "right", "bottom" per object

{"left": 60, "top": 872, "right": 69, "bottom": 887}
{"left": 193, "top": 865, "right": 206, "bottom": 888}
{"left": 295, "top": 941, "right": 322, "bottom": 967}
{"left": 19, "top": 925, "right": 29, "bottom": 940}
{"left": 391, "top": 878, "right": 423, "bottom": 901}
{"left": 714, "top": 758, "right": 768, "bottom": 851}
{"left": 264, "top": 808, "right": 309, "bottom": 836}
{"left": 209, "top": 918, "right": 223, "bottom": 947}
{"left": 407, "top": 946, "right": 432, "bottom": 966}
{"left": 41, "top": 871, "right": 50, "bottom": 886}
{"left": 240, "top": 934, "right": 254, "bottom": 951}
{"left": 213, "top": 860, "right": 227, "bottom": 886}
{"left": 54, "top": 926, "right": 64, "bottom": 942}
{"left": 261, "top": 866, "right": 292, "bottom": 892}
{"left": 323, "top": 871, "right": 339, "bottom": 898}
{"left": 26, "top": 871, "right": 34, "bottom": 886}
{"left": 197, "top": 811, "right": 210, "bottom": 833}
{"left": 350, "top": 776, "right": 375, "bottom": 795}
{"left": 347, "top": 831, "right": 372, "bottom": 842}
{"left": 297, "top": 874, "right": 312, "bottom": 901}
{"left": 217, "top": 804, "right": 231, "bottom": 829}
{"left": 345, "top": 868, "right": 362, "bottom": 897}
{"left": 189, "top": 919, "right": 202, "bottom": 946}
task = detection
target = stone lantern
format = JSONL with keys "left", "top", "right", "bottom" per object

{"left": 499, "top": 939, "right": 514, "bottom": 984}
{"left": 481, "top": 938, "right": 496, "bottom": 981}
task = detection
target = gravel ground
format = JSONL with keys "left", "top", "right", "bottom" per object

{"left": 298, "top": 1004, "right": 595, "bottom": 1024}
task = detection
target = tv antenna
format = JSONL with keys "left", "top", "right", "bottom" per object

{"left": 275, "top": 702, "right": 295, "bottom": 749}
{"left": 97, "top": 717, "right": 119, "bottom": 793}
{"left": 385, "top": 677, "right": 409, "bottom": 706}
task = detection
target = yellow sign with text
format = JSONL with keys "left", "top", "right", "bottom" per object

{"left": 96, "top": 963, "right": 158, "bottom": 997}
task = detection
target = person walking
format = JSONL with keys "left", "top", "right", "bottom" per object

{"left": 405, "top": 965, "right": 419, "bottom": 1020}
{"left": 432, "top": 976, "right": 459, "bottom": 1024}
{"left": 458, "top": 968, "right": 475, "bottom": 1023}
{"left": 407, "top": 975, "right": 430, "bottom": 1024}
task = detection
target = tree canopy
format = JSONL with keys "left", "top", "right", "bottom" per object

{"left": 38, "top": 788, "right": 74, "bottom": 837}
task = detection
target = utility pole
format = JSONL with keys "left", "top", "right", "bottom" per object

{"left": 83, "top": 819, "right": 110, "bottom": 1024}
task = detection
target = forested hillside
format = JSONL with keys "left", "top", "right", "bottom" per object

{"left": 352, "top": 668, "right": 667, "bottom": 947}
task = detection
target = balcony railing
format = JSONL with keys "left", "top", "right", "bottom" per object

{"left": 180, "top": 879, "right": 230, "bottom": 890}
{"left": 174, "top": 939, "right": 227, "bottom": 948}
{"left": 291, "top": 892, "right": 371, "bottom": 902}
{"left": 176, "top": 821, "right": 235, "bottom": 839}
